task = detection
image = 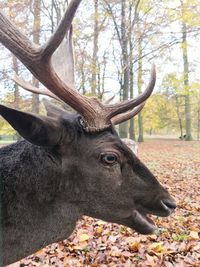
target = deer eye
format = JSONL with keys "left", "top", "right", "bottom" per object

{"left": 101, "top": 153, "right": 118, "bottom": 165}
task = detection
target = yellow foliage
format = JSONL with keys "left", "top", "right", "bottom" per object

{"left": 143, "top": 94, "right": 177, "bottom": 133}
{"left": 181, "top": 0, "right": 200, "bottom": 27}
{"left": 0, "top": 118, "right": 16, "bottom": 136}
{"left": 138, "top": 0, "right": 151, "bottom": 13}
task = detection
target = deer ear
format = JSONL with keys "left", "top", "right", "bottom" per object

{"left": 0, "top": 104, "right": 62, "bottom": 146}
{"left": 43, "top": 99, "right": 70, "bottom": 118}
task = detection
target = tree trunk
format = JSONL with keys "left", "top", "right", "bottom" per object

{"left": 175, "top": 95, "right": 183, "bottom": 139}
{"left": 97, "top": 62, "right": 102, "bottom": 98}
{"left": 12, "top": 55, "right": 20, "bottom": 109}
{"left": 12, "top": 55, "right": 21, "bottom": 140}
{"left": 137, "top": 36, "right": 144, "bottom": 142}
{"left": 101, "top": 54, "right": 107, "bottom": 98}
{"left": 32, "top": 0, "right": 41, "bottom": 114}
{"left": 91, "top": 0, "right": 99, "bottom": 95}
{"left": 81, "top": 59, "right": 86, "bottom": 95}
{"left": 128, "top": 2, "right": 136, "bottom": 140}
{"left": 181, "top": 18, "right": 192, "bottom": 140}
{"left": 119, "top": 0, "right": 129, "bottom": 138}
{"left": 197, "top": 107, "right": 200, "bottom": 141}
{"left": 129, "top": 39, "right": 136, "bottom": 140}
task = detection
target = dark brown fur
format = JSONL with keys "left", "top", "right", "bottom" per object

{"left": 0, "top": 104, "right": 176, "bottom": 265}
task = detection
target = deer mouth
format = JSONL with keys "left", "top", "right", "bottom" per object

{"left": 117, "top": 209, "right": 157, "bottom": 234}
{"left": 129, "top": 209, "right": 157, "bottom": 234}
{"left": 126, "top": 198, "right": 176, "bottom": 234}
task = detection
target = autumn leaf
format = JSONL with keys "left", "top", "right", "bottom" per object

{"left": 148, "top": 242, "right": 166, "bottom": 254}
{"left": 189, "top": 231, "right": 199, "bottom": 240}
{"left": 129, "top": 242, "right": 141, "bottom": 252}
{"left": 79, "top": 233, "right": 90, "bottom": 242}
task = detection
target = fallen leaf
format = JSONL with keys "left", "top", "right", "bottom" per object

{"left": 148, "top": 242, "right": 166, "bottom": 254}
{"left": 189, "top": 231, "right": 199, "bottom": 240}
{"left": 79, "top": 233, "right": 90, "bottom": 242}
{"left": 129, "top": 241, "right": 141, "bottom": 252}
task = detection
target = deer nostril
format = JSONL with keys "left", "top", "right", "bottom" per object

{"left": 161, "top": 199, "right": 176, "bottom": 211}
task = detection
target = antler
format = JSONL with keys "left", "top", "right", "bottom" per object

{"left": 112, "top": 103, "right": 145, "bottom": 125}
{"left": 12, "top": 74, "right": 60, "bottom": 101}
{"left": 12, "top": 25, "right": 75, "bottom": 102}
{"left": 0, "top": 0, "right": 156, "bottom": 132}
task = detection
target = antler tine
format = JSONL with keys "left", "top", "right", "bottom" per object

{"left": 12, "top": 75, "right": 61, "bottom": 101}
{"left": 111, "top": 103, "right": 145, "bottom": 125}
{"left": 106, "top": 65, "right": 156, "bottom": 120}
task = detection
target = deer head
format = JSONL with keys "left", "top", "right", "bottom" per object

{"left": 0, "top": 2, "right": 176, "bottom": 262}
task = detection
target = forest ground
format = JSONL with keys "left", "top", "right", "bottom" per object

{"left": 10, "top": 140, "right": 200, "bottom": 267}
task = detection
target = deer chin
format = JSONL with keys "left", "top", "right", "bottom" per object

{"left": 129, "top": 209, "right": 157, "bottom": 234}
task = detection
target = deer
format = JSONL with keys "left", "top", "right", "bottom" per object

{"left": 0, "top": 0, "right": 176, "bottom": 265}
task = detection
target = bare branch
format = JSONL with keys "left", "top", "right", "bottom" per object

{"left": 103, "top": 1, "right": 122, "bottom": 47}
{"left": 106, "top": 65, "right": 156, "bottom": 119}
{"left": 41, "top": 0, "right": 82, "bottom": 59}
{"left": 104, "top": 95, "right": 115, "bottom": 104}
